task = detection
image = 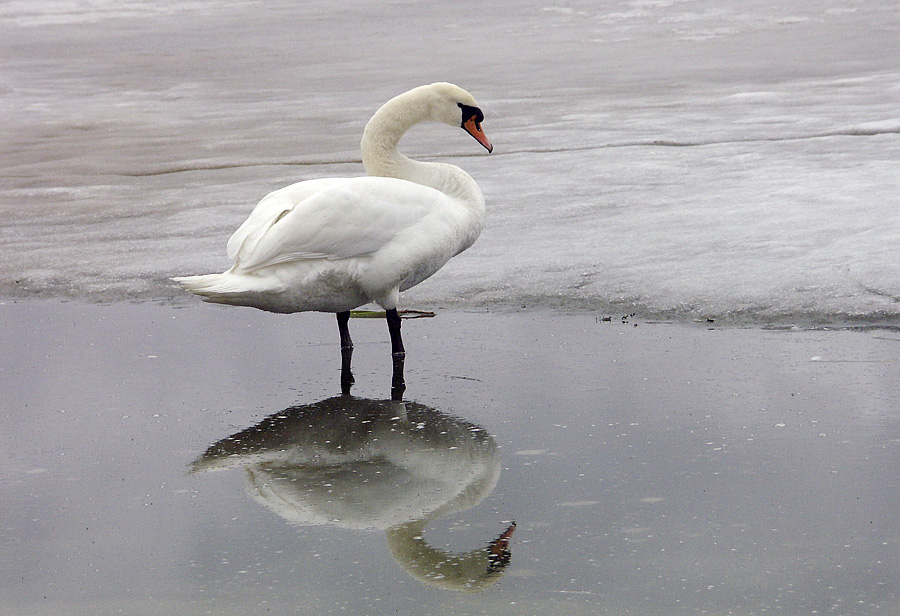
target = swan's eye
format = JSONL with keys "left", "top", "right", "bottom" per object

{"left": 457, "top": 103, "right": 484, "bottom": 127}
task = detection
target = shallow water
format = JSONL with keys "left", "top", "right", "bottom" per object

{"left": 1, "top": 0, "right": 899, "bottom": 323}
{"left": 2, "top": 301, "right": 900, "bottom": 614}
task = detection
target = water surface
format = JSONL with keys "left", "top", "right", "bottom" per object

{"left": 2, "top": 302, "right": 899, "bottom": 614}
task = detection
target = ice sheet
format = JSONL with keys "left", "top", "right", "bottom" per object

{"left": 1, "top": 0, "right": 898, "bottom": 324}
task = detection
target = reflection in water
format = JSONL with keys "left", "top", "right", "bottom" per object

{"left": 340, "top": 343, "right": 407, "bottom": 400}
{"left": 191, "top": 394, "right": 514, "bottom": 591}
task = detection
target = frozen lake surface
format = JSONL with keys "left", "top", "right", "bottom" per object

{"left": 1, "top": 0, "right": 899, "bottom": 324}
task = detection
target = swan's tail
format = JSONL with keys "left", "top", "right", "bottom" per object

{"left": 171, "top": 272, "right": 282, "bottom": 307}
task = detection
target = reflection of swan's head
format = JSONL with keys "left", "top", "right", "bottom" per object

{"left": 191, "top": 395, "right": 512, "bottom": 590}
{"left": 387, "top": 521, "right": 516, "bottom": 592}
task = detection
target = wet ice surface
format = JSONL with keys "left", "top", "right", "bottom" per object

{"left": 2, "top": 302, "right": 900, "bottom": 615}
{"left": 1, "top": 0, "right": 899, "bottom": 324}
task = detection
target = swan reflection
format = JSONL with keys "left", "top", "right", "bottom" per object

{"left": 191, "top": 394, "right": 514, "bottom": 590}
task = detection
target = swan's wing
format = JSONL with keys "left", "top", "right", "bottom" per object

{"left": 230, "top": 177, "right": 451, "bottom": 272}
{"left": 226, "top": 178, "right": 345, "bottom": 262}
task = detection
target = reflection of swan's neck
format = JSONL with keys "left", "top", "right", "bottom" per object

{"left": 385, "top": 521, "right": 514, "bottom": 592}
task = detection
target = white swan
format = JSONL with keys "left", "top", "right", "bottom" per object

{"left": 173, "top": 82, "right": 491, "bottom": 361}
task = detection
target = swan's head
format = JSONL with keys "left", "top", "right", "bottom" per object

{"left": 425, "top": 82, "right": 492, "bottom": 153}
{"left": 401, "top": 82, "right": 492, "bottom": 153}
{"left": 362, "top": 82, "right": 493, "bottom": 170}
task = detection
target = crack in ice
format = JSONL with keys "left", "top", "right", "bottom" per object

{"left": 122, "top": 122, "right": 900, "bottom": 177}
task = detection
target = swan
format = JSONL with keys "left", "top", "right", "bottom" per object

{"left": 173, "top": 82, "right": 492, "bottom": 367}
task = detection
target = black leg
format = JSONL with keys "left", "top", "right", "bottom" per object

{"left": 337, "top": 312, "right": 354, "bottom": 394}
{"left": 386, "top": 308, "right": 405, "bottom": 399}
{"left": 385, "top": 308, "right": 405, "bottom": 357}
{"left": 337, "top": 311, "right": 353, "bottom": 349}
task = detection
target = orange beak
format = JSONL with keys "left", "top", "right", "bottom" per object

{"left": 463, "top": 116, "right": 493, "bottom": 153}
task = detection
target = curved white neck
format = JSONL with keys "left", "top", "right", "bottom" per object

{"left": 361, "top": 89, "right": 421, "bottom": 177}
{"left": 360, "top": 92, "right": 485, "bottom": 208}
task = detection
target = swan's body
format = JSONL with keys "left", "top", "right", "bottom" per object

{"left": 173, "top": 83, "right": 491, "bottom": 375}
{"left": 191, "top": 174, "right": 481, "bottom": 314}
